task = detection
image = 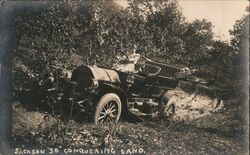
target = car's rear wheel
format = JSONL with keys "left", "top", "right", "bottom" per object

{"left": 162, "top": 102, "right": 175, "bottom": 118}
{"left": 160, "top": 92, "right": 176, "bottom": 121}
{"left": 94, "top": 93, "right": 122, "bottom": 125}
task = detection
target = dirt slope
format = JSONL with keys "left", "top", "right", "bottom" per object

{"left": 11, "top": 94, "right": 247, "bottom": 155}
{"left": 167, "top": 90, "right": 223, "bottom": 121}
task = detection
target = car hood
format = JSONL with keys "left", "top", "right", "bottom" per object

{"left": 71, "top": 65, "right": 121, "bottom": 83}
{"left": 89, "top": 66, "right": 121, "bottom": 83}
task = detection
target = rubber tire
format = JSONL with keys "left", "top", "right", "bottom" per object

{"left": 160, "top": 92, "right": 176, "bottom": 121}
{"left": 94, "top": 93, "right": 122, "bottom": 125}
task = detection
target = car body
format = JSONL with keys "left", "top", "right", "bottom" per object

{"left": 70, "top": 55, "right": 191, "bottom": 124}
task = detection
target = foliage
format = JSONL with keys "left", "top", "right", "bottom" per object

{"left": 229, "top": 6, "right": 249, "bottom": 86}
{"left": 182, "top": 19, "right": 214, "bottom": 67}
{"left": 145, "top": 0, "right": 186, "bottom": 63}
{"left": 230, "top": 7, "right": 249, "bottom": 52}
{"left": 10, "top": 0, "right": 244, "bottom": 95}
{"left": 229, "top": 7, "right": 249, "bottom": 121}
{"left": 209, "top": 41, "right": 235, "bottom": 83}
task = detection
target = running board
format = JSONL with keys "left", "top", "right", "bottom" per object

{"left": 128, "top": 98, "right": 159, "bottom": 106}
{"left": 129, "top": 108, "right": 149, "bottom": 116}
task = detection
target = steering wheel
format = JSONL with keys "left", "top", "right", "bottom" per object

{"left": 148, "top": 65, "right": 161, "bottom": 77}
{"left": 112, "top": 51, "right": 130, "bottom": 69}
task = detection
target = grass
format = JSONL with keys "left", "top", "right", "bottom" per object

{"left": 11, "top": 99, "right": 248, "bottom": 155}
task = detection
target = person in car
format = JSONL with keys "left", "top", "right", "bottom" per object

{"left": 113, "top": 49, "right": 141, "bottom": 73}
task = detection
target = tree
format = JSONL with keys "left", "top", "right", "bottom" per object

{"left": 229, "top": 6, "right": 249, "bottom": 96}
{"left": 229, "top": 6, "right": 249, "bottom": 128}
{"left": 230, "top": 7, "right": 249, "bottom": 52}
{"left": 182, "top": 19, "right": 214, "bottom": 68}
{"left": 145, "top": 0, "right": 186, "bottom": 64}
{"left": 230, "top": 6, "right": 249, "bottom": 86}
{"left": 209, "top": 40, "right": 235, "bottom": 85}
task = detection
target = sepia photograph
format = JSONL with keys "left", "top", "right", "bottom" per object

{"left": 0, "top": 0, "right": 249, "bottom": 154}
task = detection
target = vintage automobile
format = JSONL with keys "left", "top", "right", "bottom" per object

{"left": 70, "top": 52, "right": 192, "bottom": 124}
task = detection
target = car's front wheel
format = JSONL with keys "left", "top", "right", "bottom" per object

{"left": 94, "top": 93, "right": 122, "bottom": 125}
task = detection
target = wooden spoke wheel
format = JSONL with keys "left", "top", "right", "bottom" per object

{"left": 94, "top": 93, "right": 122, "bottom": 125}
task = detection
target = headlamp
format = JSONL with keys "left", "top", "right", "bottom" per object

{"left": 91, "top": 79, "right": 99, "bottom": 89}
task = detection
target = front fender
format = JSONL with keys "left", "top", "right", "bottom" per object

{"left": 94, "top": 83, "right": 128, "bottom": 113}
